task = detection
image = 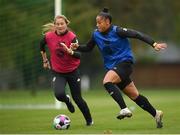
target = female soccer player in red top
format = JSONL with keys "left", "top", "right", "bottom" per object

{"left": 40, "top": 15, "right": 93, "bottom": 126}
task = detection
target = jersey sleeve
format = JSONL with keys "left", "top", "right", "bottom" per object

{"left": 116, "top": 26, "right": 155, "bottom": 47}
{"left": 77, "top": 34, "right": 96, "bottom": 52}
{"left": 40, "top": 36, "right": 47, "bottom": 52}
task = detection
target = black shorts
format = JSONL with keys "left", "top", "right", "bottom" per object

{"left": 112, "top": 61, "right": 133, "bottom": 89}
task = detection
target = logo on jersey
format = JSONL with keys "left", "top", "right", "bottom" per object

{"left": 122, "top": 28, "right": 128, "bottom": 31}
{"left": 55, "top": 41, "right": 65, "bottom": 57}
{"left": 113, "top": 67, "right": 117, "bottom": 70}
{"left": 77, "top": 78, "right": 81, "bottom": 82}
{"left": 55, "top": 49, "right": 64, "bottom": 57}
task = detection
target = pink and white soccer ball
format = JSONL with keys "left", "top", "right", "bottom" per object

{"left": 53, "top": 114, "right": 71, "bottom": 130}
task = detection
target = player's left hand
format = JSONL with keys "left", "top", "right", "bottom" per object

{"left": 154, "top": 43, "right": 167, "bottom": 51}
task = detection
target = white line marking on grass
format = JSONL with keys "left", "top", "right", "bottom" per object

{"left": 0, "top": 104, "right": 66, "bottom": 109}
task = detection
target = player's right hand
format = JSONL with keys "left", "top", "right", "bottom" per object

{"left": 70, "top": 43, "right": 79, "bottom": 50}
{"left": 153, "top": 43, "right": 167, "bottom": 51}
{"left": 43, "top": 60, "right": 51, "bottom": 69}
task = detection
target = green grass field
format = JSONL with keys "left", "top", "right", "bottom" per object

{"left": 0, "top": 88, "right": 180, "bottom": 134}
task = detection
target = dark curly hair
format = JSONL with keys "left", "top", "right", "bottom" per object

{"left": 97, "top": 7, "right": 112, "bottom": 23}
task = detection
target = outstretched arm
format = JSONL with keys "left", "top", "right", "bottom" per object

{"left": 117, "top": 27, "right": 167, "bottom": 51}
{"left": 70, "top": 37, "right": 81, "bottom": 58}
{"left": 59, "top": 37, "right": 81, "bottom": 59}
{"left": 71, "top": 35, "right": 96, "bottom": 52}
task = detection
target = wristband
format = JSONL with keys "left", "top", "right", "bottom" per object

{"left": 153, "top": 42, "right": 157, "bottom": 48}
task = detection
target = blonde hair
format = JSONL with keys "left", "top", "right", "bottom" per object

{"left": 42, "top": 15, "right": 70, "bottom": 34}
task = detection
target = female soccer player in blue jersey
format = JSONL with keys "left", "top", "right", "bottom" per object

{"left": 70, "top": 8, "right": 167, "bottom": 128}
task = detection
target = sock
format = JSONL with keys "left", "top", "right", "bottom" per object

{"left": 134, "top": 94, "right": 156, "bottom": 117}
{"left": 104, "top": 82, "right": 127, "bottom": 109}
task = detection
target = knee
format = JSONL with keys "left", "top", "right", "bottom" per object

{"left": 103, "top": 79, "right": 109, "bottom": 85}
{"left": 103, "top": 74, "right": 113, "bottom": 85}
{"left": 127, "top": 90, "right": 139, "bottom": 100}
{"left": 54, "top": 92, "right": 66, "bottom": 102}
{"left": 129, "top": 92, "right": 139, "bottom": 100}
{"left": 124, "top": 82, "right": 139, "bottom": 100}
{"left": 103, "top": 74, "right": 114, "bottom": 86}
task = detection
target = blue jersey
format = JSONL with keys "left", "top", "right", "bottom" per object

{"left": 93, "top": 25, "right": 134, "bottom": 70}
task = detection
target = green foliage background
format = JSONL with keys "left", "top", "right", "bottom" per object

{"left": 0, "top": 0, "right": 180, "bottom": 89}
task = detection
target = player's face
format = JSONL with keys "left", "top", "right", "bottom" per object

{"left": 96, "top": 16, "right": 110, "bottom": 32}
{"left": 54, "top": 18, "right": 68, "bottom": 34}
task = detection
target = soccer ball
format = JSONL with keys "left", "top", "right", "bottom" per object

{"left": 53, "top": 114, "right": 71, "bottom": 130}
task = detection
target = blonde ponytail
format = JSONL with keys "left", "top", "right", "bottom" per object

{"left": 42, "top": 22, "right": 55, "bottom": 35}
